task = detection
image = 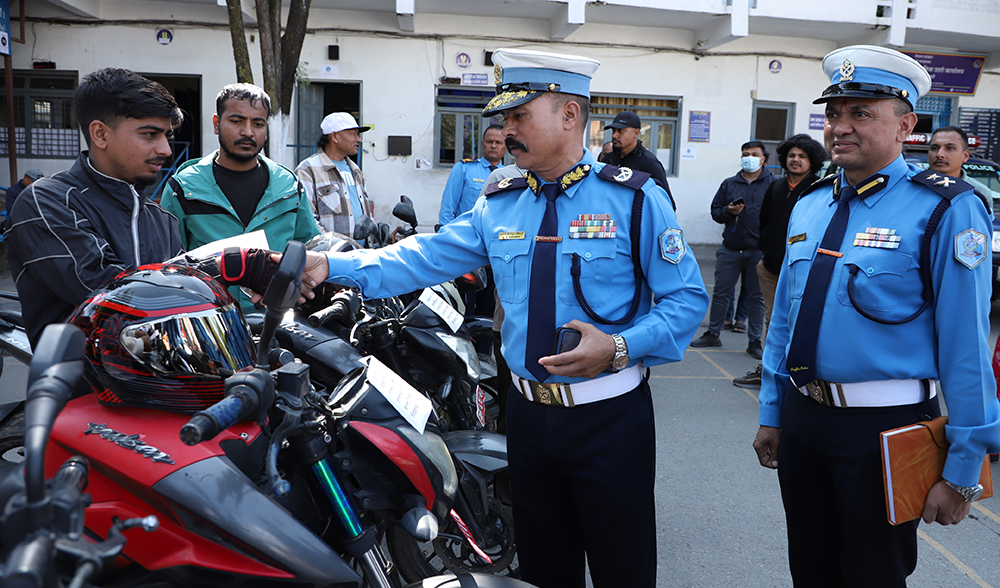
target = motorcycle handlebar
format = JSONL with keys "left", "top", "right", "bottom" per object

{"left": 308, "top": 300, "right": 350, "bottom": 328}
{"left": 2, "top": 532, "right": 54, "bottom": 588}
{"left": 180, "top": 385, "right": 259, "bottom": 446}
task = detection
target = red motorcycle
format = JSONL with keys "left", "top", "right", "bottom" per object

{"left": 0, "top": 241, "right": 531, "bottom": 588}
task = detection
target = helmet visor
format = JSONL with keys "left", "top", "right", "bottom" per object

{"left": 120, "top": 304, "right": 255, "bottom": 377}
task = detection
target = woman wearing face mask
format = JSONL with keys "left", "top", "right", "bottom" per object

{"left": 691, "top": 140, "right": 780, "bottom": 360}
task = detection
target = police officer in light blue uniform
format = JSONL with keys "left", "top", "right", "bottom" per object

{"left": 303, "top": 47, "right": 708, "bottom": 588}
{"left": 753, "top": 45, "right": 1000, "bottom": 587}
{"left": 438, "top": 124, "right": 507, "bottom": 226}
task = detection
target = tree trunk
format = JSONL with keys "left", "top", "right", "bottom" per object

{"left": 279, "top": 0, "right": 311, "bottom": 118}
{"left": 225, "top": 0, "right": 254, "bottom": 84}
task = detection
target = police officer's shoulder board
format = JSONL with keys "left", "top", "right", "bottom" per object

{"left": 909, "top": 169, "right": 988, "bottom": 211}
{"left": 484, "top": 176, "right": 528, "bottom": 198}
{"left": 796, "top": 172, "right": 837, "bottom": 200}
{"left": 597, "top": 165, "right": 651, "bottom": 191}
{"left": 461, "top": 158, "right": 475, "bottom": 163}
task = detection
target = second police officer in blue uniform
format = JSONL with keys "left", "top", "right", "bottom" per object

{"left": 438, "top": 124, "right": 507, "bottom": 226}
{"left": 753, "top": 45, "right": 1000, "bottom": 587}
{"left": 298, "top": 47, "right": 708, "bottom": 588}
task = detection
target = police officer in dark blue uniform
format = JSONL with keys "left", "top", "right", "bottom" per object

{"left": 753, "top": 45, "right": 1000, "bottom": 587}
{"left": 297, "top": 47, "right": 709, "bottom": 588}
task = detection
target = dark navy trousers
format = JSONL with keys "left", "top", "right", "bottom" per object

{"left": 506, "top": 380, "right": 656, "bottom": 588}
{"left": 778, "top": 388, "right": 939, "bottom": 587}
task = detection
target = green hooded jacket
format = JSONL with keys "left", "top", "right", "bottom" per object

{"left": 160, "top": 151, "right": 320, "bottom": 309}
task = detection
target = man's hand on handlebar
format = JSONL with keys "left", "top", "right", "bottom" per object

{"left": 247, "top": 251, "right": 331, "bottom": 305}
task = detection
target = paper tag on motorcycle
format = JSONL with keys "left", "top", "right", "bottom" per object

{"left": 363, "top": 356, "right": 432, "bottom": 434}
{"left": 418, "top": 288, "right": 463, "bottom": 333}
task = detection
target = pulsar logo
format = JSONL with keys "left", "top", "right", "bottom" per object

{"left": 280, "top": 323, "right": 316, "bottom": 341}
{"left": 85, "top": 423, "right": 175, "bottom": 464}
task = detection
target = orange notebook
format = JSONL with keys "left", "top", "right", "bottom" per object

{"left": 881, "top": 416, "right": 993, "bottom": 525}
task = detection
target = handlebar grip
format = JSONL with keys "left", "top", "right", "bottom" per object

{"left": 2, "top": 532, "right": 54, "bottom": 588}
{"left": 180, "top": 393, "right": 251, "bottom": 446}
{"left": 307, "top": 300, "right": 349, "bottom": 328}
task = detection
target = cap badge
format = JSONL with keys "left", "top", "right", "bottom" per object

{"left": 839, "top": 59, "right": 855, "bottom": 82}
{"left": 613, "top": 167, "right": 634, "bottom": 183}
{"left": 494, "top": 64, "right": 503, "bottom": 85}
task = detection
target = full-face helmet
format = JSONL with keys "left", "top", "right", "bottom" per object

{"left": 67, "top": 264, "right": 255, "bottom": 413}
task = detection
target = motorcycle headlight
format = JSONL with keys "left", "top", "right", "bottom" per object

{"left": 435, "top": 332, "right": 482, "bottom": 382}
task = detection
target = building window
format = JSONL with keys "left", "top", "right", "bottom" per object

{"left": 751, "top": 101, "right": 795, "bottom": 165}
{"left": 434, "top": 86, "right": 503, "bottom": 167}
{"left": 586, "top": 93, "right": 681, "bottom": 176}
{"left": 0, "top": 71, "right": 79, "bottom": 158}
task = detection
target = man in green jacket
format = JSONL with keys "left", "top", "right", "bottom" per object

{"left": 161, "top": 83, "right": 319, "bottom": 310}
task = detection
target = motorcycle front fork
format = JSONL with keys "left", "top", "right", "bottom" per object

{"left": 310, "top": 456, "right": 396, "bottom": 588}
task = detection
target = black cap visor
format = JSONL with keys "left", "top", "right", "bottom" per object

{"left": 813, "top": 82, "right": 910, "bottom": 105}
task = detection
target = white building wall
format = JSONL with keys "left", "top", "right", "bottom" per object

{"left": 7, "top": 1, "right": 1000, "bottom": 243}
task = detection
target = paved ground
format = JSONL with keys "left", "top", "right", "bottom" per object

{"left": 0, "top": 243, "right": 999, "bottom": 586}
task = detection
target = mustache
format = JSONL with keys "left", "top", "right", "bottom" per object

{"left": 146, "top": 158, "right": 166, "bottom": 166}
{"left": 505, "top": 138, "right": 528, "bottom": 153}
{"left": 235, "top": 138, "right": 257, "bottom": 148}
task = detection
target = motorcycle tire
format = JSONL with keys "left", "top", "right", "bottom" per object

{"left": 0, "top": 404, "right": 24, "bottom": 465}
{"left": 405, "top": 573, "right": 534, "bottom": 587}
{"left": 387, "top": 497, "right": 517, "bottom": 582}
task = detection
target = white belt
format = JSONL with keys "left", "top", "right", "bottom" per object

{"left": 799, "top": 378, "right": 936, "bottom": 408}
{"left": 512, "top": 364, "right": 642, "bottom": 407}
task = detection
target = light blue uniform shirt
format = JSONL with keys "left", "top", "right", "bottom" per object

{"left": 759, "top": 155, "right": 1000, "bottom": 487}
{"left": 439, "top": 157, "right": 496, "bottom": 226}
{"left": 327, "top": 150, "right": 709, "bottom": 383}
{"left": 334, "top": 159, "right": 363, "bottom": 222}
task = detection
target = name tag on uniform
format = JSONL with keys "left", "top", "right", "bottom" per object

{"left": 499, "top": 231, "right": 525, "bottom": 240}
{"left": 569, "top": 214, "right": 616, "bottom": 239}
{"left": 788, "top": 233, "right": 806, "bottom": 245}
{"left": 855, "top": 227, "right": 901, "bottom": 249}
{"left": 473, "top": 178, "right": 485, "bottom": 183}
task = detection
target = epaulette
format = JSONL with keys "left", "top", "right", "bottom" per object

{"left": 484, "top": 176, "right": 527, "bottom": 198}
{"left": 461, "top": 158, "right": 475, "bottom": 163}
{"left": 796, "top": 172, "right": 837, "bottom": 199}
{"left": 596, "top": 165, "right": 651, "bottom": 191}
{"left": 909, "top": 170, "right": 988, "bottom": 210}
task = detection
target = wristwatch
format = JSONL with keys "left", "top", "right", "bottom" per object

{"left": 944, "top": 480, "right": 985, "bottom": 503}
{"left": 610, "top": 334, "right": 629, "bottom": 372}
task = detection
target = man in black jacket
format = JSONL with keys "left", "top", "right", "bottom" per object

{"left": 602, "top": 111, "right": 672, "bottom": 201}
{"left": 691, "top": 141, "right": 778, "bottom": 358}
{"left": 733, "top": 134, "right": 827, "bottom": 387}
{"left": 7, "top": 68, "right": 275, "bottom": 347}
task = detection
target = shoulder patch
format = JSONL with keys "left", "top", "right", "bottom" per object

{"left": 954, "top": 228, "right": 987, "bottom": 269}
{"left": 597, "top": 165, "right": 651, "bottom": 190}
{"left": 484, "top": 176, "right": 528, "bottom": 198}
{"left": 659, "top": 228, "right": 686, "bottom": 264}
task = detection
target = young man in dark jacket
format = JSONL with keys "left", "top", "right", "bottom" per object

{"left": 733, "top": 134, "right": 827, "bottom": 388}
{"left": 691, "top": 140, "right": 778, "bottom": 358}
{"left": 6, "top": 69, "right": 275, "bottom": 347}
{"left": 602, "top": 110, "right": 673, "bottom": 202}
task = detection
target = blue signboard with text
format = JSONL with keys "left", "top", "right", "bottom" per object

{"left": 901, "top": 50, "right": 987, "bottom": 96}
{"left": 0, "top": 0, "right": 10, "bottom": 57}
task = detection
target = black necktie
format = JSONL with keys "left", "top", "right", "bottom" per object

{"left": 489, "top": 165, "right": 498, "bottom": 172}
{"left": 524, "top": 183, "right": 560, "bottom": 382}
{"left": 786, "top": 185, "right": 857, "bottom": 388}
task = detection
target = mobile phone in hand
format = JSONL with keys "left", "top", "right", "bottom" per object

{"left": 552, "top": 327, "right": 582, "bottom": 355}
{"left": 731, "top": 198, "right": 744, "bottom": 206}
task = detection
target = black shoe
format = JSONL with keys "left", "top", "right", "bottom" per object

{"left": 733, "top": 364, "right": 762, "bottom": 389}
{"left": 747, "top": 340, "right": 763, "bottom": 360}
{"left": 691, "top": 331, "right": 721, "bottom": 348}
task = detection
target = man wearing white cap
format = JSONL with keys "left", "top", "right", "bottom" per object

{"left": 753, "top": 45, "right": 1000, "bottom": 586}
{"left": 294, "top": 112, "right": 374, "bottom": 235}
{"left": 291, "top": 47, "right": 708, "bottom": 588}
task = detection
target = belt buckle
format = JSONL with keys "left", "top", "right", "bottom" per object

{"left": 805, "top": 380, "right": 833, "bottom": 407}
{"left": 526, "top": 380, "right": 574, "bottom": 407}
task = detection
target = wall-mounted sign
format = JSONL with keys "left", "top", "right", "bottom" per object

{"left": 809, "top": 113, "right": 825, "bottom": 130}
{"left": 901, "top": 50, "right": 987, "bottom": 96}
{"left": 462, "top": 73, "right": 489, "bottom": 86}
{"left": 455, "top": 52, "right": 472, "bottom": 69}
{"left": 156, "top": 29, "right": 173, "bottom": 45}
{"left": 688, "top": 111, "right": 711, "bottom": 143}
{"left": 769, "top": 60, "right": 781, "bottom": 74}
{"left": 0, "top": 0, "right": 10, "bottom": 57}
